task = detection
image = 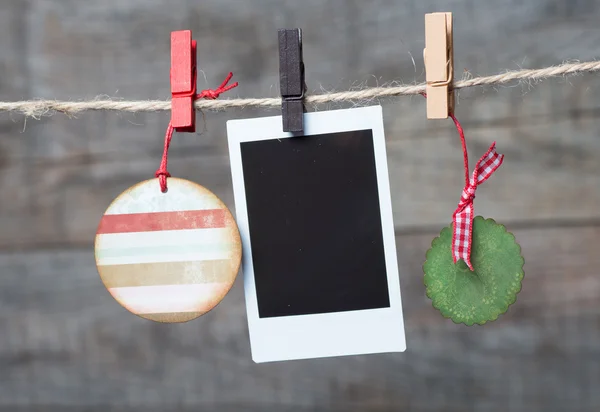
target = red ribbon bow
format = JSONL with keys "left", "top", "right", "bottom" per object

{"left": 420, "top": 94, "right": 505, "bottom": 271}
{"left": 451, "top": 124, "right": 504, "bottom": 270}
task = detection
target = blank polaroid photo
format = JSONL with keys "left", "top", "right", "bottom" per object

{"left": 227, "top": 106, "right": 406, "bottom": 363}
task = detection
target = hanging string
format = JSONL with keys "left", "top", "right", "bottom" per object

{"left": 1, "top": 60, "right": 600, "bottom": 118}
{"left": 155, "top": 73, "right": 238, "bottom": 193}
{"left": 420, "top": 92, "right": 469, "bottom": 184}
{"left": 449, "top": 112, "right": 469, "bottom": 186}
{"left": 155, "top": 122, "right": 175, "bottom": 192}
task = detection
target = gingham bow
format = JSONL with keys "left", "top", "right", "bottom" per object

{"left": 452, "top": 142, "right": 504, "bottom": 270}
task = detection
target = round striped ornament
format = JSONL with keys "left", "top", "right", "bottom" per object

{"left": 94, "top": 178, "right": 242, "bottom": 323}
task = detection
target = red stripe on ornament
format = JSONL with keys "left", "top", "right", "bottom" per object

{"left": 97, "top": 209, "right": 227, "bottom": 234}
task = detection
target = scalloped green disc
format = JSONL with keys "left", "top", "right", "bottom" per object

{"left": 423, "top": 216, "right": 524, "bottom": 326}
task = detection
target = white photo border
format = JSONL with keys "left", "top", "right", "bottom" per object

{"left": 227, "top": 106, "right": 406, "bottom": 363}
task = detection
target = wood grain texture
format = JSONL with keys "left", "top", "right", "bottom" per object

{"left": 1, "top": 227, "right": 599, "bottom": 411}
{"left": 0, "top": 0, "right": 599, "bottom": 248}
{"left": 1, "top": 0, "right": 600, "bottom": 410}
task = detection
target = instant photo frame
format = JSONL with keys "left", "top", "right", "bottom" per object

{"left": 227, "top": 106, "right": 406, "bottom": 363}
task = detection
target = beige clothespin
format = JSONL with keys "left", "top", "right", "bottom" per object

{"left": 424, "top": 12, "right": 454, "bottom": 119}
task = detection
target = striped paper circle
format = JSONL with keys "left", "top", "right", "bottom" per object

{"left": 94, "top": 178, "right": 242, "bottom": 323}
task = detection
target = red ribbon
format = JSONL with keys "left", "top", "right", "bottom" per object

{"left": 450, "top": 114, "right": 504, "bottom": 270}
{"left": 155, "top": 73, "right": 238, "bottom": 193}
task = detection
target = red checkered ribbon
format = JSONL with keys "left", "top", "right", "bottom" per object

{"left": 450, "top": 114, "right": 504, "bottom": 270}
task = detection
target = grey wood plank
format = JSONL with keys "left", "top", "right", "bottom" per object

{"left": 1, "top": 110, "right": 599, "bottom": 248}
{"left": 0, "top": 227, "right": 599, "bottom": 411}
{"left": 2, "top": 0, "right": 600, "bottom": 248}
{"left": 1, "top": 1, "right": 600, "bottom": 411}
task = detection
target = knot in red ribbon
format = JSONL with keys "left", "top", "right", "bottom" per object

{"left": 458, "top": 183, "right": 477, "bottom": 209}
{"left": 199, "top": 89, "right": 219, "bottom": 99}
{"left": 155, "top": 169, "right": 172, "bottom": 179}
{"left": 196, "top": 72, "right": 238, "bottom": 100}
{"left": 156, "top": 73, "right": 238, "bottom": 193}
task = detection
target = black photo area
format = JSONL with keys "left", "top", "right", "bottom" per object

{"left": 240, "top": 129, "right": 391, "bottom": 318}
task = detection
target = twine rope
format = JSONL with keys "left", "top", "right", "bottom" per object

{"left": 1, "top": 60, "right": 599, "bottom": 118}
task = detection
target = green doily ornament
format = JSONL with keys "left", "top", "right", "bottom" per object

{"left": 423, "top": 216, "right": 524, "bottom": 326}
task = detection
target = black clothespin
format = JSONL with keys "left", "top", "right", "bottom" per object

{"left": 278, "top": 28, "right": 306, "bottom": 133}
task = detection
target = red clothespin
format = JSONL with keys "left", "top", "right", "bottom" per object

{"left": 171, "top": 30, "right": 197, "bottom": 132}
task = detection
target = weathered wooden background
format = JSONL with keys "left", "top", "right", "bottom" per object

{"left": 1, "top": 0, "right": 599, "bottom": 411}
